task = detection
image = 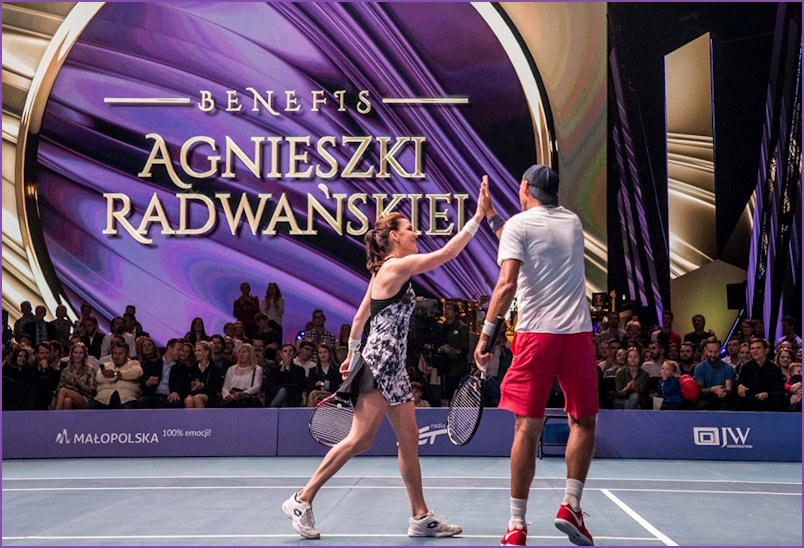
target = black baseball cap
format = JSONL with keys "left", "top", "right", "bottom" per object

{"left": 522, "top": 164, "right": 559, "bottom": 205}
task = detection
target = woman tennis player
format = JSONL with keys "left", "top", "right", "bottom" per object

{"left": 282, "top": 178, "right": 489, "bottom": 539}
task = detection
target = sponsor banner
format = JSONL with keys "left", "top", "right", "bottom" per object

{"left": 277, "top": 408, "right": 515, "bottom": 457}
{"left": 2, "top": 409, "right": 277, "bottom": 459}
{"left": 595, "top": 409, "right": 802, "bottom": 461}
{"left": 3, "top": 409, "right": 800, "bottom": 461}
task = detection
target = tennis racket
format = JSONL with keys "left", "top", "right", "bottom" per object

{"left": 447, "top": 315, "right": 505, "bottom": 446}
{"left": 308, "top": 392, "right": 354, "bottom": 447}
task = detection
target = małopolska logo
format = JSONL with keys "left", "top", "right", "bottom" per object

{"left": 55, "top": 429, "right": 159, "bottom": 445}
{"left": 693, "top": 427, "right": 752, "bottom": 449}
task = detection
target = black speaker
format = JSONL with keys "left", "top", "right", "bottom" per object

{"left": 726, "top": 282, "right": 747, "bottom": 310}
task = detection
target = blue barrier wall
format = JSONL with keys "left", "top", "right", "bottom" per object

{"left": 2, "top": 408, "right": 800, "bottom": 461}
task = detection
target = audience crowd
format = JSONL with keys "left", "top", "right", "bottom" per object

{"left": 2, "top": 284, "right": 801, "bottom": 413}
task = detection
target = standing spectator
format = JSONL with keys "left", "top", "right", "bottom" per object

{"left": 438, "top": 301, "right": 470, "bottom": 402}
{"left": 260, "top": 282, "right": 285, "bottom": 329}
{"left": 13, "top": 301, "right": 35, "bottom": 341}
{"left": 101, "top": 317, "right": 135, "bottom": 358}
{"left": 137, "top": 338, "right": 189, "bottom": 409}
{"left": 86, "top": 342, "right": 142, "bottom": 409}
{"left": 304, "top": 310, "right": 336, "bottom": 347}
{"left": 684, "top": 314, "right": 715, "bottom": 351}
{"left": 50, "top": 305, "right": 72, "bottom": 348}
{"left": 294, "top": 340, "right": 318, "bottom": 378}
{"left": 613, "top": 347, "right": 649, "bottom": 409}
{"left": 233, "top": 282, "right": 260, "bottom": 339}
{"left": 24, "top": 305, "right": 54, "bottom": 347}
{"left": 736, "top": 338, "right": 786, "bottom": 411}
{"left": 185, "top": 317, "right": 210, "bottom": 345}
{"left": 775, "top": 315, "right": 802, "bottom": 350}
{"left": 80, "top": 317, "right": 104, "bottom": 359}
{"left": 185, "top": 340, "right": 224, "bottom": 408}
{"left": 651, "top": 310, "right": 681, "bottom": 351}
{"left": 222, "top": 343, "right": 262, "bottom": 407}
{"left": 657, "top": 362, "right": 683, "bottom": 410}
{"left": 694, "top": 339, "right": 735, "bottom": 410}
{"left": 53, "top": 342, "right": 96, "bottom": 410}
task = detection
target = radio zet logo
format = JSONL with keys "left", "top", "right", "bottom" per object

{"left": 693, "top": 427, "right": 752, "bottom": 449}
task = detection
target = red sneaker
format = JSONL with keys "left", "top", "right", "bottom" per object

{"left": 500, "top": 524, "right": 527, "bottom": 546}
{"left": 554, "top": 504, "right": 594, "bottom": 546}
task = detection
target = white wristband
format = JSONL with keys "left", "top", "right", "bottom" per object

{"left": 348, "top": 337, "right": 361, "bottom": 351}
{"left": 462, "top": 218, "right": 480, "bottom": 236}
{"left": 482, "top": 320, "right": 496, "bottom": 337}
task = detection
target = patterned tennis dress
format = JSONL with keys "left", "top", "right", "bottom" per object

{"left": 338, "top": 281, "right": 415, "bottom": 405}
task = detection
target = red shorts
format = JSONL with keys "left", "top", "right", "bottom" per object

{"left": 499, "top": 332, "right": 598, "bottom": 419}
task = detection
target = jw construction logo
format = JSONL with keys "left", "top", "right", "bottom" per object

{"left": 55, "top": 429, "right": 159, "bottom": 445}
{"left": 693, "top": 427, "right": 752, "bottom": 449}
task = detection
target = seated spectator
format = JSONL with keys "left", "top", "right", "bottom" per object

{"left": 222, "top": 322, "right": 243, "bottom": 351}
{"left": 776, "top": 348, "right": 794, "bottom": 379}
{"left": 137, "top": 338, "right": 189, "bottom": 409}
{"left": 304, "top": 309, "right": 337, "bottom": 347}
{"left": 736, "top": 338, "right": 787, "bottom": 411}
{"left": 738, "top": 318, "right": 757, "bottom": 345}
{"left": 598, "top": 340, "right": 622, "bottom": 377}
{"left": 98, "top": 335, "right": 127, "bottom": 365}
{"left": 677, "top": 342, "right": 697, "bottom": 376}
{"left": 48, "top": 340, "right": 64, "bottom": 371}
{"left": 34, "top": 342, "right": 60, "bottom": 408}
{"left": 722, "top": 337, "right": 741, "bottom": 366}
{"left": 71, "top": 303, "right": 93, "bottom": 340}
{"left": 733, "top": 343, "right": 752, "bottom": 376}
{"left": 51, "top": 304, "right": 72, "bottom": 348}
{"left": 787, "top": 362, "right": 802, "bottom": 411}
{"left": 604, "top": 348, "right": 626, "bottom": 378}
{"left": 642, "top": 340, "right": 675, "bottom": 378}
{"left": 62, "top": 334, "right": 100, "bottom": 370}
{"left": 613, "top": 347, "right": 649, "bottom": 409}
{"left": 185, "top": 317, "right": 210, "bottom": 345}
{"left": 412, "top": 381, "right": 431, "bottom": 408}
{"left": 2, "top": 346, "right": 46, "bottom": 410}
{"left": 53, "top": 342, "right": 96, "bottom": 410}
{"left": 307, "top": 343, "right": 342, "bottom": 406}
{"left": 694, "top": 339, "right": 735, "bottom": 410}
{"left": 233, "top": 282, "right": 260, "bottom": 339}
{"left": 80, "top": 316, "right": 104, "bottom": 359}
{"left": 657, "top": 362, "right": 683, "bottom": 410}
{"left": 135, "top": 336, "right": 160, "bottom": 368}
{"left": 123, "top": 312, "right": 145, "bottom": 339}
{"left": 234, "top": 321, "right": 250, "bottom": 344}
{"left": 254, "top": 314, "right": 281, "bottom": 355}
{"left": 211, "top": 334, "right": 234, "bottom": 370}
{"left": 222, "top": 343, "right": 263, "bottom": 407}
{"left": 185, "top": 340, "right": 224, "bottom": 408}
{"left": 623, "top": 319, "right": 647, "bottom": 349}
{"left": 335, "top": 323, "right": 352, "bottom": 364}
{"left": 598, "top": 311, "right": 627, "bottom": 343}
{"left": 101, "top": 316, "right": 136, "bottom": 358}
{"left": 667, "top": 343, "right": 680, "bottom": 362}
{"left": 651, "top": 310, "right": 681, "bottom": 351}
{"left": 265, "top": 343, "right": 306, "bottom": 407}
{"left": 775, "top": 315, "right": 801, "bottom": 350}
{"left": 684, "top": 314, "right": 715, "bottom": 350}
{"left": 86, "top": 342, "right": 143, "bottom": 409}
{"left": 294, "top": 339, "right": 317, "bottom": 377}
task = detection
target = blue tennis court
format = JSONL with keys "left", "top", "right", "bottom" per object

{"left": 2, "top": 456, "right": 800, "bottom": 546}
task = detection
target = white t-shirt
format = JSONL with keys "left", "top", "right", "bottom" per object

{"left": 498, "top": 205, "right": 592, "bottom": 334}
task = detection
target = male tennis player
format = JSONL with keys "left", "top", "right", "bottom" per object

{"left": 475, "top": 165, "right": 597, "bottom": 546}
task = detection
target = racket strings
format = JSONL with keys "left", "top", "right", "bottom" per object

{"left": 310, "top": 400, "right": 354, "bottom": 447}
{"left": 448, "top": 380, "right": 483, "bottom": 445}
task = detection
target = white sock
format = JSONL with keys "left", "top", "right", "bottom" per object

{"left": 509, "top": 497, "right": 527, "bottom": 529}
{"left": 562, "top": 479, "right": 584, "bottom": 511}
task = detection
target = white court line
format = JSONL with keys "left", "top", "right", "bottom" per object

{"left": 3, "top": 485, "right": 799, "bottom": 496}
{"left": 3, "top": 474, "right": 800, "bottom": 485}
{"left": 1, "top": 534, "right": 659, "bottom": 541}
{"left": 602, "top": 488, "right": 678, "bottom": 546}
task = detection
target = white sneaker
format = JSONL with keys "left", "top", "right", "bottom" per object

{"left": 281, "top": 493, "right": 320, "bottom": 539}
{"left": 407, "top": 511, "right": 462, "bottom": 537}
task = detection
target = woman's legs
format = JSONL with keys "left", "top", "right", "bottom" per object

{"left": 183, "top": 395, "right": 195, "bottom": 408}
{"left": 298, "top": 390, "right": 388, "bottom": 503}
{"left": 385, "top": 400, "right": 428, "bottom": 517}
{"left": 56, "top": 388, "right": 85, "bottom": 410}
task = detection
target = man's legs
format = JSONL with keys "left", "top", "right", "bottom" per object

{"left": 501, "top": 415, "right": 543, "bottom": 545}
{"left": 554, "top": 413, "right": 596, "bottom": 546}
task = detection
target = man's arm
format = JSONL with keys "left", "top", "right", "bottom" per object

{"left": 474, "top": 259, "right": 520, "bottom": 370}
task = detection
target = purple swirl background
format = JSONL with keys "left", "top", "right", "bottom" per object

{"left": 36, "top": 2, "right": 539, "bottom": 342}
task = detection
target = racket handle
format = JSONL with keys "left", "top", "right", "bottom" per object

{"left": 483, "top": 316, "right": 505, "bottom": 354}
{"left": 348, "top": 351, "right": 361, "bottom": 372}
